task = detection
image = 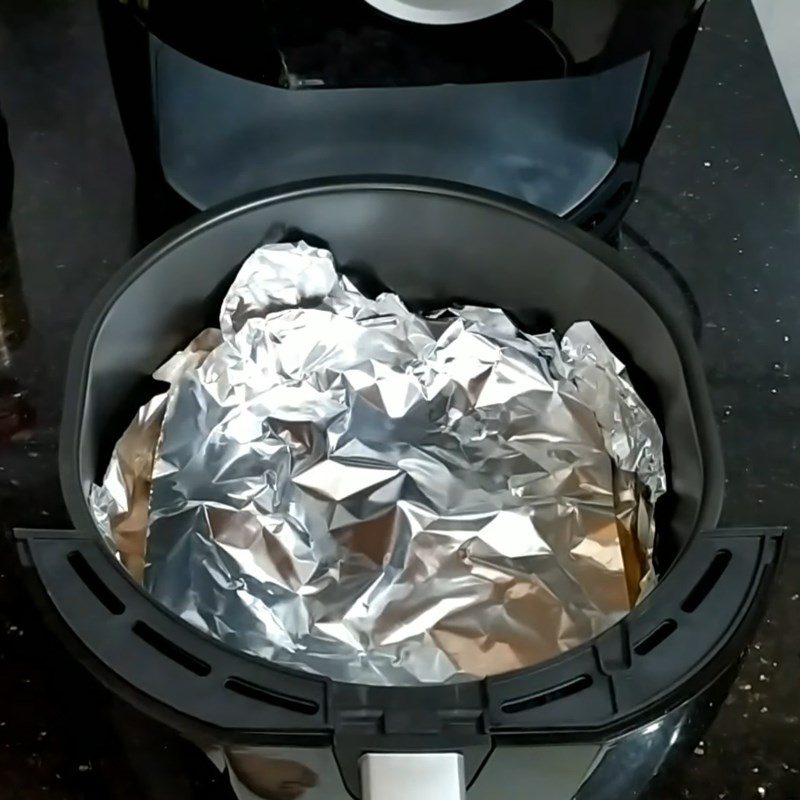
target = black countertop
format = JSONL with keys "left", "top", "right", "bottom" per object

{"left": 0, "top": 1, "right": 798, "bottom": 798}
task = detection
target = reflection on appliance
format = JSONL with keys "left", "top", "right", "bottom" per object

{"left": 226, "top": 751, "right": 319, "bottom": 800}
{"left": 199, "top": 664, "right": 737, "bottom": 800}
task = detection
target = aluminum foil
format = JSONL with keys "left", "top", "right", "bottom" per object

{"left": 90, "top": 241, "right": 665, "bottom": 685}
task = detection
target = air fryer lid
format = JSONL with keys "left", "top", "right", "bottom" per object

{"left": 16, "top": 181, "right": 781, "bottom": 799}
{"left": 124, "top": 0, "right": 702, "bottom": 88}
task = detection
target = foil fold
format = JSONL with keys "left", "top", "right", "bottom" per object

{"left": 90, "top": 241, "right": 665, "bottom": 685}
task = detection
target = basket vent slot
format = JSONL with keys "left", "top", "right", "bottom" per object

{"left": 225, "top": 677, "right": 319, "bottom": 716}
{"left": 132, "top": 621, "right": 211, "bottom": 676}
{"left": 67, "top": 551, "right": 125, "bottom": 615}
{"left": 682, "top": 550, "right": 732, "bottom": 613}
{"left": 634, "top": 618, "right": 677, "bottom": 656}
{"left": 501, "top": 674, "right": 593, "bottom": 714}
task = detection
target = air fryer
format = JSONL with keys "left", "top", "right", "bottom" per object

{"left": 98, "top": 0, "right": 706, "bottom": 240}
{"left": 15, "top": 180, "right": 783, "bottom": 800}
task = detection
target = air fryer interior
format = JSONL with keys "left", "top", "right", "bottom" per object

{"left": 65, "top": 184, "right": 710, "bottom": 617}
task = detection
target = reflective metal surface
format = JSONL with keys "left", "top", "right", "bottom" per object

{"left": 91, "top": 241, "right": 664, "bottom": 685}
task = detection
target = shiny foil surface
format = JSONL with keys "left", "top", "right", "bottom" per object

{"left": 90, "top": 241, "right": 665, "bottom": 685}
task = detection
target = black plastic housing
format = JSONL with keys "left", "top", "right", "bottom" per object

{"left": 16, "top": 180, "right": 783, "bottom": 792}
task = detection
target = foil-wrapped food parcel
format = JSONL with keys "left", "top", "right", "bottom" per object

{"left": 90, "top": 241, "right": 665, "bottom": 686}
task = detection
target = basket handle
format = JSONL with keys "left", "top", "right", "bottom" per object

{"left": 361, "top": 753, "right": 465, "bottom": 800}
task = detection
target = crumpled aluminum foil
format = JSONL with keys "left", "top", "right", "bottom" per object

{"left": 90, "top": 241, "right": 665, "bottom": 685}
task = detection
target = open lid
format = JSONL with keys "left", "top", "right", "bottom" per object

{"left": 362, "top": 0, "right": 524, "bottom": 25}
{"left": 124, "top": 0, "right": 705, "bottom": 89}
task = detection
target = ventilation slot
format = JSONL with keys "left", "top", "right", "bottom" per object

{"left": 501, "top": 674, "right": 593, "bottom": 715}
{"left": 634, "top": 618, "right": 677, "bottom": 656}
{"left": 225, "top": 677, "right": 319, "bottom": 716}
{"left": 681, "top": 549, "right": 733, "bottom": 613}
{"left": 132, "top": 621, "right": 211, "bottom": 676}
{"left": 67, "top": 551, "right": 125, "bottom": 615}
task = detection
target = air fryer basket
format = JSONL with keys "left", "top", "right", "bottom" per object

{"left": 15, "top": 180, "right": 781, "bottom": 798}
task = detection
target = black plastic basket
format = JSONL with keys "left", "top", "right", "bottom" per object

{"left": 15, "top": 179, "right": 782, "bottom": 798}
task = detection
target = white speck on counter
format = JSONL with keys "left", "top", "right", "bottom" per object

{"left": 757, "top": 787, "right": 766, "bottom": 798}
{"left": 78, "top": 764, "right": 91, "bottom": 773}
{"left": 770, "top": 388, "right": 778, "bottom": 395}
{"left": 704, "top": 161, "right": 712, "bottom": 167}
{"left": 784, "top": 336, "right": 791, "bottom": 342}
{"left": 694, "top": 746, "right": 705, "bottom": 756}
